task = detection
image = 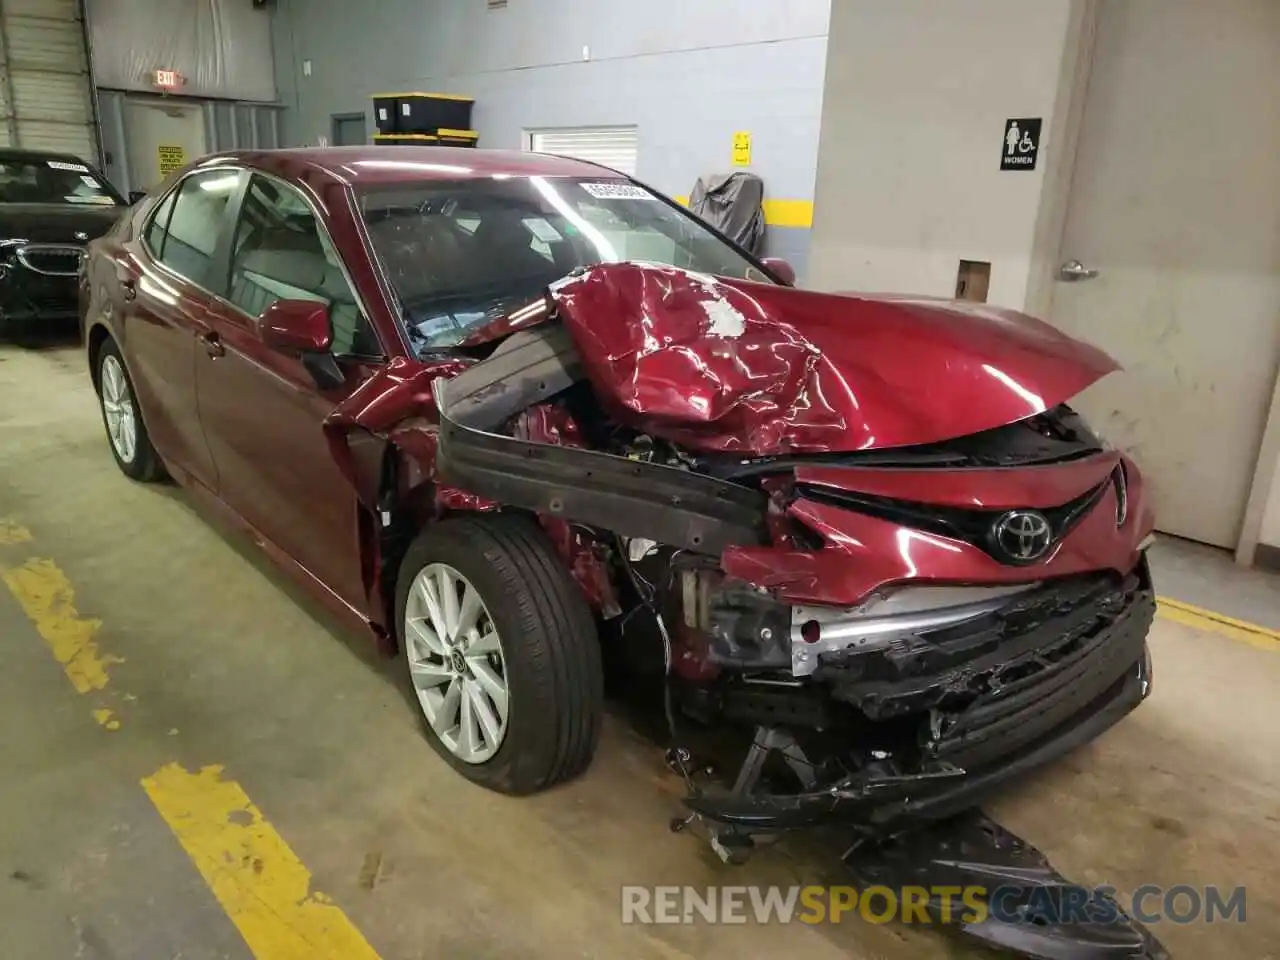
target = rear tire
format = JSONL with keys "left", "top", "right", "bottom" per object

{"left": 394, "top": 514, "right": 604, "bottom": 794}
{"left": 95, "top": 338, "right": 162, "bottom": 482}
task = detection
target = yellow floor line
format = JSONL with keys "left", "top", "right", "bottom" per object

{"left": 142, "top": 763, "right": 382, "bottom": 960}
{"left": 0, "top": 517, "right": 33, "bottom": 545}
{"left": 1, "top": 557, "right": 122, "bottom": 692}
{"left": 1156, "top": 596, "right": 1280, "bottom": 651}
{"left": 1, "top": 524, "right": 381, "bottom": 958}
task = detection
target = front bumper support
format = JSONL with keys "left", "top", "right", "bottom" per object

{"left": 684, "top": 647, "right": 1151, "bottom": 831}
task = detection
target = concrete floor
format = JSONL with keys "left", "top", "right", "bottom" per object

{"left": 1, "top": 338, "right": 1278, "bottom": 960}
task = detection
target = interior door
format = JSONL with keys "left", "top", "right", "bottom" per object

{"left": 119, "top": 169, "right": 241, "bottom": 490}
{"left": 195, "top": 173, "right": 385, "bottom": 612}
{"left": 331, "top": 113, "right": 367, "bottom": 146}
{"left": 1050, "top": 0, "right": 1280, "bottom": 548}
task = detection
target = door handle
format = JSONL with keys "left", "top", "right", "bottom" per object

{"left": 120, "top": 278, "right": 136, "bottom": 301}
{"left": 200, "top": 332, "right": 225, "bottom": 359}
{"left": 1059, "top": 259, "right": 1100, "bottom": 282}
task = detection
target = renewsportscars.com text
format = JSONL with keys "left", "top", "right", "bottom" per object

{"left": 620, "top": 884, "right": 1246, "bottom": 926}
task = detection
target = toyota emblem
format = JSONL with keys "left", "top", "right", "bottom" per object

{"left": 991, "top": 510, "right": 1053, "bottom": 563}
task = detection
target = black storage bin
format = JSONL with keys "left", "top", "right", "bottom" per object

{"left": 373, "top": 131, "right": 480, "bottom": 148}
{"left": 372, "top": 94, "right": 402, "bottom": 135}
{"left": 398, "top": 92, "right": 473, "bottom": 134}
{"left": 372, "top": 92, "right": 474, "bottom": 135}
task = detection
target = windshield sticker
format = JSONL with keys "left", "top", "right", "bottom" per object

{"left": 579, "top": 182, "right": 654, "bottom": 201}
{"left": 47, "top": 160, "right": 90, "bottom": 172}
{"left": 80, "top": 175, "right": 100, "bottom": 188}
{"left": 522, "top": 217, "right": 563, "bottom": 243}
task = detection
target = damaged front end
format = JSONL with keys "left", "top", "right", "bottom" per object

{"left": 425, "top": 262, "right": 1163, "bottom": 958}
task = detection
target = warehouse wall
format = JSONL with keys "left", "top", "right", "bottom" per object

{"left": 1248, "top": 369, "right": 1280, "bottom": 565}
{"left": 807, "top": 0, "right": 1092, "bottom": 311}
{"left": 96, "top": 90, "right": 284, "bottom": 198}
{"left": 89, "top": 0, "right": 276, "bottom": 102}
{"left": 270, "top": 0, "right": 829, "bottom": 275}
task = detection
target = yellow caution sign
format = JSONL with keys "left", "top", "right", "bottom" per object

{"left": 732, "top": 131, "right": 752, "bottom": 167}
{"left": 157, "top": 144, "right": 186, "bottom": 176}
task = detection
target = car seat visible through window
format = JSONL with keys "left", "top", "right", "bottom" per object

{"left": 230, "top": 221, "right": 378, "bottom": 357}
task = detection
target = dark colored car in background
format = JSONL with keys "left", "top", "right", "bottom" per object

{"left": 0, "top": 148, "right": 124, "bottom": 337}
{"left": 79, "top": 146, "right": 1164, "bottom": 959}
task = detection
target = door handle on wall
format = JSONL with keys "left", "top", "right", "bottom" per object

{"left": 200, "top": 332, "right": 225, "bottom": 359}
{"left": 1059, "top": 259, "right": 1100, "bottom": 282}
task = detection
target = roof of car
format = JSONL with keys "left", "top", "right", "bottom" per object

{"left": 0, "top": 147, "right": 94, "bottom": 164}
{"left": 202, "top": 146, "right": 629, "bottom": 186}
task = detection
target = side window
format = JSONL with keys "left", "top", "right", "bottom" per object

{"left": 152, "top": 169, "right": 240, "bottom": 285}
{"left": 227, "top": 175, "right": 380, "bottom": 357}
{"left": 142, "top": 191, "right": 177, "bottom": 257}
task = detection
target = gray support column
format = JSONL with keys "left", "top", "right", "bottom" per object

{"left": 106, "top": 91, "right": 131, "bottom": 196}
{"left": 202, "top": 101, "right": 217, "bottom": 155}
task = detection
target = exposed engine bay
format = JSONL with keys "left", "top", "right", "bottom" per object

{"left": 334, "top": 262, "right": 1166, "bottom": 959}
{"left": 431, "top": 297, "right": 1155, "bottom": 826}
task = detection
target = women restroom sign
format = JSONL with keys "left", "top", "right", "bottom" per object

{"left": 1001, "top": 118, "right": 1041, "bottom": 170}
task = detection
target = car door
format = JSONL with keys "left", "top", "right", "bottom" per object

{"left": 117, "top": 167, "right": 244, "bottom": 490}
{"left": 195, "top": 172, "right": 386, "bottom": 612}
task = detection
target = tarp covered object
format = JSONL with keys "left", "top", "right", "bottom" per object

{"left": 688, "top": 172, "right": 765, "bottom": 256}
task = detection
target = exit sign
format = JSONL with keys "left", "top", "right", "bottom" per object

{"left": 153, "top": 69, "right": 184, "bottom": 91}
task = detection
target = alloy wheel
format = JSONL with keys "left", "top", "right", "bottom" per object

{"left": 100, "top": 354, "right": 137, "bottom": 464}
{"left": 404, "top": 563, "right": 510, "bottom": 764}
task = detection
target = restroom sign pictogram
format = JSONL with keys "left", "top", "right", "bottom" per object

{"left": 1000, "top": 118, "right": 1041, "bottom": 171}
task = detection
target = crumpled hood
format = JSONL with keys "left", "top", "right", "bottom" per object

{"left": 549, "top": 262, "right": 1118, "bottom": 454}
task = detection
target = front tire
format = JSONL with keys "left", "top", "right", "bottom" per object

{"left": 96, "top": 339, "right": 162, "bottom": 482}
{"left": 395, "top": 515, "right": 604, "bottom": 794}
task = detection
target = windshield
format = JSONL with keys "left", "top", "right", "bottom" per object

{"left": 0, "top": 156, "right": 119, "bottom": 206}
{"left": 358, "top": 176, "right": 771, "bottom": 352}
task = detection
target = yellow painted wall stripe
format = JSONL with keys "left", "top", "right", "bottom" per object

{"left": 370, "top": 91, "right": 473, "bottom": 101}
{"left": 1, "top": 557, "right": 121, "bottom": 693}
{"left": 672, "top": 195, "right": 814, "bottom": 229}
{"left": 761, "top": 198, "right": 814, "bottom": 229}
{"left": 142, "top": 763, "right": 382, "bottom": 960}
{"left": 1156, "top": 596, "right": 1280, "bottom": 652}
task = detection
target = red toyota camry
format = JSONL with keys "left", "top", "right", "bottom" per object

{"left": 79, "top": 146, "right": 1156, "bottom": 889}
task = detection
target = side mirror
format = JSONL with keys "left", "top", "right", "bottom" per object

{"left": 259, "top": 298, "right": 333, "bottom": 353}
{"left": 127, "top": 190, "right": 146, "bottom": 205}
{"left": 760, "top": 257, "right": 796, "bottom": 286}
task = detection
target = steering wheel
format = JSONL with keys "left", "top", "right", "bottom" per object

{"left": 363, "top": 205, "right": 424, "bottom": 225}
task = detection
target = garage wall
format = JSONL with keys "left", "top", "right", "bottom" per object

{"left": 96, "top": 90, "right": 284, "bottom": 197}
{"left": 1250, "top": 370, "right": 1280, "bottom": 564}
{"left": 806, "top": 0, "right": 1093, "bottom": 310}
{"left": 0, "top": 0, "right": 98, "bottom": 161}
{"left": 270, "top": 0, "right": 829, "bottom": 276}
{"left": 1255, "top": 409, "right": 1280, "bottom": 554}
{"left": 88, "top": 0, "right": 276, "bottom": 102}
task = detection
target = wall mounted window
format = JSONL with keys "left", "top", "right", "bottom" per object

{"left": 524, "top": 126, "right": 639, "bottom": 176}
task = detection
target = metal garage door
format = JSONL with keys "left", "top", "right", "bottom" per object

{"left": 0, "top": 0, "right": 96, "bottom": 160}
{"left": 525, "top": 126, "right": 638, "bottom": 176}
